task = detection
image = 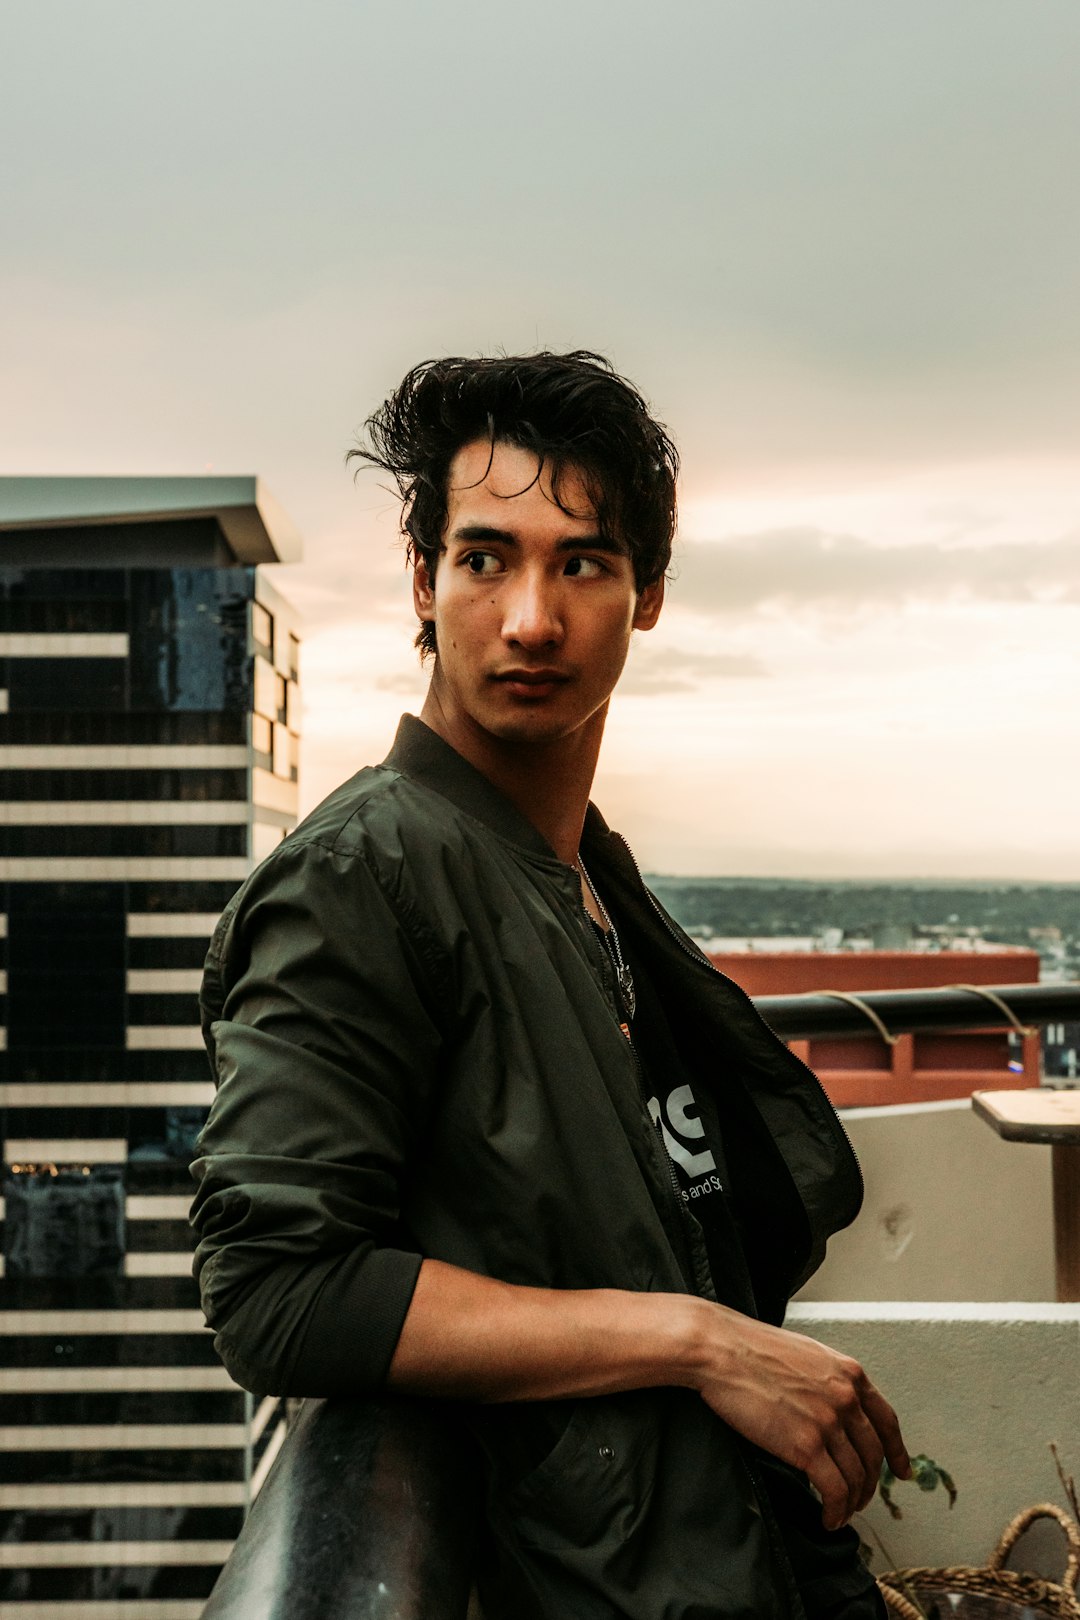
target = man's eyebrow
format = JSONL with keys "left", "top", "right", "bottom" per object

{"left": 449, "top": 523, "right": 627, "bottom": 555}
{"left": 448, "top": 524, "right": 519, "bottom": 545}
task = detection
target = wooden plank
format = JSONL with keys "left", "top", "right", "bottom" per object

{"left": 972, "top": 1088, "right": 1080, "bottom": 1144}
{"left": 1052, "top": 1145, "right": 1080, "bottom": 1303}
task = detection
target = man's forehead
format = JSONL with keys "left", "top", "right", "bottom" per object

{"left": 447, "top": 438, "right": 597, "bottom": 516}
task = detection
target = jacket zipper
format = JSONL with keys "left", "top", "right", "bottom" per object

{"left": 610, "top": 833, "right": 865, "bottom": 1200}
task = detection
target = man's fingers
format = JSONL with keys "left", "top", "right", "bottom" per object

{"left": 805, "top": 1448, "right": 853, "bottom": 1534}
{"left": 841, "top": 1403, "right": 886, "bottom": 1510}
{"left": 821, "top": 1426, "right": 870, "bottom": 1526}
{"left": 863, "top": 1382, "right": 911, "bottom": 1480}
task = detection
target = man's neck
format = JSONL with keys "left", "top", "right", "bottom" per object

{"left": 417, "top": 686, "right": 604, "bottom": 867}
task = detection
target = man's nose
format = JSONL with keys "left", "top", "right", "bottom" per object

{"left": 501, "top": 571, "right": 563, "bottom": 646}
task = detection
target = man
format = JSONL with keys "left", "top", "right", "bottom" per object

{"left": 191, "top": 351, "right": 909, "bottom": 1619}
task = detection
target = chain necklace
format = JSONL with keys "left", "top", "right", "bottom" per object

{"left": 576, "top": 856, "right": 636, "bottom": 1019}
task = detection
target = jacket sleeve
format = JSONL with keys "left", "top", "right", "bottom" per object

{"left": 189, "top": 834, "right": 447, "bottom": 1397}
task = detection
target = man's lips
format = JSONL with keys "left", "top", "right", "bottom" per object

{"left": 491, "top": 669, "right": 571, "bottom": 697}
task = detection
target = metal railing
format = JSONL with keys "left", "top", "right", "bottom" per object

{"left": 753, "top": 980, "right": 1080, "bottom": 1042}
{"left": 201, "top": 979, "right": 1080, "bottom": 1620}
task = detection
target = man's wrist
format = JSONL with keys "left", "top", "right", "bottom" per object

{"left": 662, "top": 1293, "right": 733, "bottom": 1393}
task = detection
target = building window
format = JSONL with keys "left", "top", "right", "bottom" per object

{"left": 4, "top": 1167, "right": 124, "bottom": 1278}
{"left": 273, "top": 722, "right": 291, "bottom": 780}
{"left": 285, "top": 678, "right": 300, "bottom": 732}
{"left": 252, "top": 713, "right": 273, "bottom": 757}
{"left": 9, "top": 657, "right": 127, "bottom": 711}
{"left": 288, "top": 632, "right": 300, "bottom": 680}
{"left": 252, "top": 602, "right": 274, "bottom": 655}
{"left": 253, "top": 656, "right": 281, "bottom": 721}
{"left": 127, "top": 1106, "right": 207, "bottom": 1163}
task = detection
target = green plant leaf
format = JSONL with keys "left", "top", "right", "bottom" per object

{"left": 878, "top": 1454, "right": 957, "bottom": 1518}
{"left": 879, "top": 1462, "right": 903, "bottom": 1520}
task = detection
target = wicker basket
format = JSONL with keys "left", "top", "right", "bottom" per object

{"left": 876, "top": 1503, "right": 1080, "bottom": 1619}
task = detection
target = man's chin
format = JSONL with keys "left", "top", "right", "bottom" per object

{"left": 482, "top": 713, "right": 574, "bottom": 746}
{"left": 470, "top": 692, "right": 597, "bottom": 746}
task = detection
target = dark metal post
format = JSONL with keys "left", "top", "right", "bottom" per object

{"left": 201, "top": 1396, "right": 481, "bottom": 1620}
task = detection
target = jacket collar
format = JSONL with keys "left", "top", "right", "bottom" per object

{"left": 383, "top": 713, "right": 636, "bottom": 883}
{"left": 383, "top": 713, "right": 562, "bottom": 863}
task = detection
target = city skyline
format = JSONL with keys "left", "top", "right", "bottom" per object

{"left": 3, "top": 1, "right": 1079, "bottom": 879}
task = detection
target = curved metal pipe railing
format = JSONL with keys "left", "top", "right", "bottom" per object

{"left": 200, "top": 980, "right": 1080, "bottom": 1618}
{"left": 752, "top": 980, "right": 1080, "bottom": 1041}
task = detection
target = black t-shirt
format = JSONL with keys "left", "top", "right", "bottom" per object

{"left": 591, "top": 915, "right": 883, "bottom": 1620}
{"left": 626, "top": 944, "right": 758, "bottom": 1314}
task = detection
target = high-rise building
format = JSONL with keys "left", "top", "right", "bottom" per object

{"left": 0, "top": 477, "right": 302, "bottom": 1618}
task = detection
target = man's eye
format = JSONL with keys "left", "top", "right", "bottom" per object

{"left": 463, "top": 551, "right": 499, "bottom": 575}
{"left": 564, "top": 556, "right": 607, "bottom": 578}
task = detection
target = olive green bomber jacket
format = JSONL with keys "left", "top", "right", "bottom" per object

{"left": 191, "top": 714, "right": 863, "bottom": 1619}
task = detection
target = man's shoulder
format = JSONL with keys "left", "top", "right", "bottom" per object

{"left": 210, "top": 742, "right": 555, "bottom": 980}
{"left": 286, "top": 758, "right": 477, "bottom": 867}
{"left": 221, "top": 758, "right": 488, "bottom": 940}
{"left": 286, "top": 760, "right": 408, "bottom": 855}
{"left": 204, "top": 762, "right": 467, "bottom": 988}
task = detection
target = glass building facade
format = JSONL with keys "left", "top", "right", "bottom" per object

{"left": 0, "top": 480, "right": 302, "bottom": 1617}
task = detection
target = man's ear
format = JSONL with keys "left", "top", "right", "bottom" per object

{"left": 632, "top": 574, "right": 665, "bottom": 632}
{"left": 413, "top": 556, "right": 436, "bottom": 623}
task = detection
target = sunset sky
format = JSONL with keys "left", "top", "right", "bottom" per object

{"left": 3, "top": 1, "right": 1079, "bottom": 878}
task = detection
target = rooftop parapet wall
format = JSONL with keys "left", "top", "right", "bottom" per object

{"left": 797, "top": 1099, "right": 1054, "bottom": 1303}
{"left": 788, "top": 1301, "right": 1080, "bottom": 1579}
{"left": 713, "top": 949, "right": 1042, "bottom": 996}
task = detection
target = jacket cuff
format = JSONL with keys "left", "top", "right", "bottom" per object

{"left": 287, "top": 1245, "right": 424, "bottom": 1395}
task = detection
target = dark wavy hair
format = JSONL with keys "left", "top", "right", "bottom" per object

{"left": 348, "top": 350, "right": 679, "bottom": 657}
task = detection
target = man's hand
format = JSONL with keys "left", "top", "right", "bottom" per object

{"left": 388, "top": 1260, "right": 910, "bottom": 1532}
{"left": 691, "top": 1304, "right": 911, "bottom": 1531}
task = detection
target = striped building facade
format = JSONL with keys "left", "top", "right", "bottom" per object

{"left": 0, "top": 479, "right": 302, "bottom": 1618}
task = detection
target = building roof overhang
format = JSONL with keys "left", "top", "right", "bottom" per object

{"left": 0, "top": 476, "right": 302, "bottom": 564}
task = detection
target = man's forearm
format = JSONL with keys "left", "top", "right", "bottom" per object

{"left": 386, "top": 1256, "right": 911, "bottom": 1531}
{"left": 386, "top": 1257, "right": 708, "bottom": 1402}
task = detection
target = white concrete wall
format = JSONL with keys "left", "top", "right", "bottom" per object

{"left": 797, "top": 1099, "right": 1055, "bottom": 1303}
{"left": 788, "top": 1302, "right": 1080, "bottom": 1580}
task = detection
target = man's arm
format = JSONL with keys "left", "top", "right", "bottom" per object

{"left": 388, "top": 1257, "right": 911, "bottom": 1533}
{"left": 192, "top": 836, "right": 444, "bottom": 1398}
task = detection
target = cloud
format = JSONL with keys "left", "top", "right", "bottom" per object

{"left": 375, "top": 670, "right": 427, "bottom": 696}
{"left": 675, "top": 529, "right": 1080, "bottom": 619}
{"left": 620, "top": 645, "right": 768, "bottom": 695}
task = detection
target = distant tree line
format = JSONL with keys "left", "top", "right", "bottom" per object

{"left": 646, "top": 879, "right": 1080, "bottom": 946}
